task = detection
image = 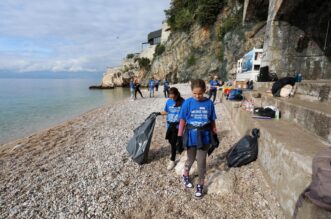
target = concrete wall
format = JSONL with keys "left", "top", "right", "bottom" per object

{"left": 138, "top": 45, "right": 156, "bottom": 60}
{"left": 244, "top": 0, "right": 331, "bottom": 79}
{"left": 161, "top": 22, "right": 171, "bottom": 44}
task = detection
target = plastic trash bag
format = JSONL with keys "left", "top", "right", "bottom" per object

{"left": 226, "top": 128, "right": 260, "bottom": 167}
{"left": 126, "top": 113, "right": 157, "bottom": 164}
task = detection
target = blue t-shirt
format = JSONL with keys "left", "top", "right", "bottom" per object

{"left": 163, "top": 80, "right": 170, "bottom": 90}
{"left": 164, "top": 98, "right": 184, "bottom": 128}
{"left": 210, "top": 80, "right": 219, "bottom": 91}
{"left": 179, "top": 97, "right": 217, "bottom": 146}
{"left": 149, "top": 80, "right": 155, "bottom": 88}
{"left": 129, "top": 81, "right": 135, "bottom": 90}
{"left": 155, "top": 80, "right": 159, "bottom": 85}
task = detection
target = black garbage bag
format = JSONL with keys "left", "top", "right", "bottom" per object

{"left": 126, "top": 113, "right": 157, "bottom": 164}
{"left": 271, "top": 77, "right": 296, "bottom": 97}
{"left": 226, "top": 129, "right": 260, "bottom": 167}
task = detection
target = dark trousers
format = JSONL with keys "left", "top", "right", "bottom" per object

{"left": 155, "top": 85, "right": 159, "bottom": 91}
{"left": 208, "top": 90, "right": 217, "bottom": 102}
{"left": 170, "top": 143, "right": 177, "bottom": 161}
{"left": 135, "top": 88, "right": 143, "bottom": 98}
{"left": 164, "top": 89, "right": 169, "bottom": 98}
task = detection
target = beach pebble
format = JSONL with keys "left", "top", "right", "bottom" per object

{"left": 0, "top": 84, "right": 284, "bottom": 219}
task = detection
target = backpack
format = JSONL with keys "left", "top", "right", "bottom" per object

{"left": 226, "top": 129, "right": 260, "bottom": 167}
{"left": 293, "top": 147, "right": 331, "bottom": 218}
{"left": 228, "top": 89, "right": 243, "bottom": 101}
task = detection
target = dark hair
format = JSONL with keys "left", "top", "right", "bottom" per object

{"left": 191, "top": 79, "right": 206, "bottom": 91}
{"left": 169, "top": 87, "right": 184, "bottom": 107}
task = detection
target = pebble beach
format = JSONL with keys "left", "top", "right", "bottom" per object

{"left": 0, "top": 84, "right": 284, "bottom": 218}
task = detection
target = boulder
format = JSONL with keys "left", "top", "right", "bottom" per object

{"left": 207, "top": 170, "right": 235, "bottom": 195}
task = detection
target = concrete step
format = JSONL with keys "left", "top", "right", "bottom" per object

{"left": 222, "top": 98, "right": 331, "bottom": 218}
{"left": 254, "top": 80, "right": 331, "bottom": 102}
{"left": 243, "top": 91, "right": 331, "bottom": 144}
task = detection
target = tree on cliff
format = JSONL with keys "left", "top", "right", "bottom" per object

{"left": 165, "top": 0, "right": 225, "bottom": 32}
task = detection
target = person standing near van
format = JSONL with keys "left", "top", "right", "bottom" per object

{"left": 208, "top": 75, "right": 220, "bottom": 103}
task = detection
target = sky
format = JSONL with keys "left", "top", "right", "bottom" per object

{"left": 0, "top": 0, "right": 170, "bottom": 73}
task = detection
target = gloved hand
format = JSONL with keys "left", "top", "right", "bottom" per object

{"left": 208, "top": 145, "right": 216, "bottom": 156}
{"left": 176, "top": 136, "right": 184, "bottom": 154}
{"left": 213, "top": 134, "right": 220, "bottom": 148}
{"left": 208, "top": 134, "right": 220, "bottom": 156}
{"left": 152, "top": 112, "right": 161, "bottom": 116}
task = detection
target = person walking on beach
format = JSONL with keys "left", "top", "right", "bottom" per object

{"left": 177, "top": 79, "right": 218, "bottom": 198}
{"left": 208, "top": 75, "right": 221, "bottom": 103}
{"left": 129, "top": 78, "right": 135, "bottom": 101}
{"left": 149, "top": 77, "right": 155, "bottom": 98}
{"left": 158, "top": 87, "right": 185, "bottom": 170}
{"left": 134, "top": 78, "right": 144, "bottom": 99}
{"left": 163, "top": 78, "right": 170, "bottom": 98}
{"left": 155, "top": 78, "right": 159, "bottom": 91}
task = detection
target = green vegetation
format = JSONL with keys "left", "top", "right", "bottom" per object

{"left": 135, "top": 57, "right": 151, "bottom": 71}
{"left": 217, "top": 43, "right": 225, "bottom": 61}
{"left": 126, "top": 53, "right": 135, "bottom": 59}
{"left": 187, "top": 54, "right": 196, "bottom": 67}
{"left": 218, "top": 16, "right": 241, "bottom": 40}
{"left": 165, "top": 0, "right": 225, "bottom": 32}
{"left": 154, "top": 44, "right": 166, "bottom": 57}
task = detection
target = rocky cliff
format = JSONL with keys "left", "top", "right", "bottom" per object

{"left": 147, "top": 0, "right": 331, "bottom": 83}
{"left": 101, "top": 0, "right": 331, "bottom": 87}
{"left": 146, "top": 0, "right": 265, "bottom": 83}
{"left": 100, "top": 54, "right": 141, "bottom": 87}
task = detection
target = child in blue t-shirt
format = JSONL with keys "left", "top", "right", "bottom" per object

{"left": 149, "top": 78, "right": 155, "bottom": 98}
{"left": 178, "top": 79, "right": 218, "bottom": 198}
{"left": 158, "top": 87, "right": 185, "bottom": 170}
{"left": 129, "top": 78, "right": 135, "bottom": 101}
{"left": 208, "top": 75, "right": 221, "bottom": 103}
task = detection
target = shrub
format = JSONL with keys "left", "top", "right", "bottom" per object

{"left": 135, "top": 57, "right": 151, "bottom": 71}
{"left": 187, "top": 55, "right": 196, "bottom": 67}
{"left": 196, "top": 0, "right": 224, "bottom": 27}
{"left": 154, "top": 44, "right": 166, "bottom": 57}
{"left": 217, "top": 43, "right": 225, "bottom": 61}
{"left": 218, "top": 9, "right": 242, "bottom": 40}
{"left": 165, "top": 0, "right": 225, "bottom": 32}
{"left": 126, "top": 53, "right": 134, "bottom": 59}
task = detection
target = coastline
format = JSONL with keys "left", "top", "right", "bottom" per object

{"left": 0, "top": 84, "right": 283, "bottom": 218}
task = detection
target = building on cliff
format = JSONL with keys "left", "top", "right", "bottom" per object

{"left": 100, "top": 21, "right": 170, "bottom": 87}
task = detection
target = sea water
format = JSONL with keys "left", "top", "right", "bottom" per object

{"left": 0, "top": 78, "right": 130, "bottom": 145}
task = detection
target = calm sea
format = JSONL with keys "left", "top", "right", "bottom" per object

{"left": 0, "top": 78, "right": 130, "bottom": 145}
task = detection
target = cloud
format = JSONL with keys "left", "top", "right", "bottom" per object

{"left": 0, "top": 0, "right": 170, "bottom": 73}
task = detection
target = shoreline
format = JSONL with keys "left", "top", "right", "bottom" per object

{"left": 0, "top": 101, "right": 119, "bottom": 152}
{"left": 0, "top": 85, "right": 135, "bottom": 148}
{"left": 0, "top": 83, "right": 283, "bottom": 218}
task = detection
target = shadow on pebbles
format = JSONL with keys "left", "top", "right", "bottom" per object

{"left": 0, "top": 84, "right": 284, "bottom": 219}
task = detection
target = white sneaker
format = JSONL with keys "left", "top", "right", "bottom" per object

{"left": 167, "top": 160, "right": 176, "bottom": 170}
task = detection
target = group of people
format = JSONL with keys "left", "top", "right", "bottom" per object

{"left": 129, "top": 75, "right": 171, "bottom": 100}
{"left": 149, "top": 76, "right": 171, "bottom": 98}
{"left": 154, "top": 79, "right": 219, "bottom": 199}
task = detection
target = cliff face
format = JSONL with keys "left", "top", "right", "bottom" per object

{"left": 148, "top": 0, "right": 331, "bottom": 83}
{"left": 101, "top": 0, "right": 331, "bottom": 87}
{"left": 101, "top": 55, "right": 140, "bottom": 87}
{"left": 148, "top": 0, "right": 265, "bottom": 83}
